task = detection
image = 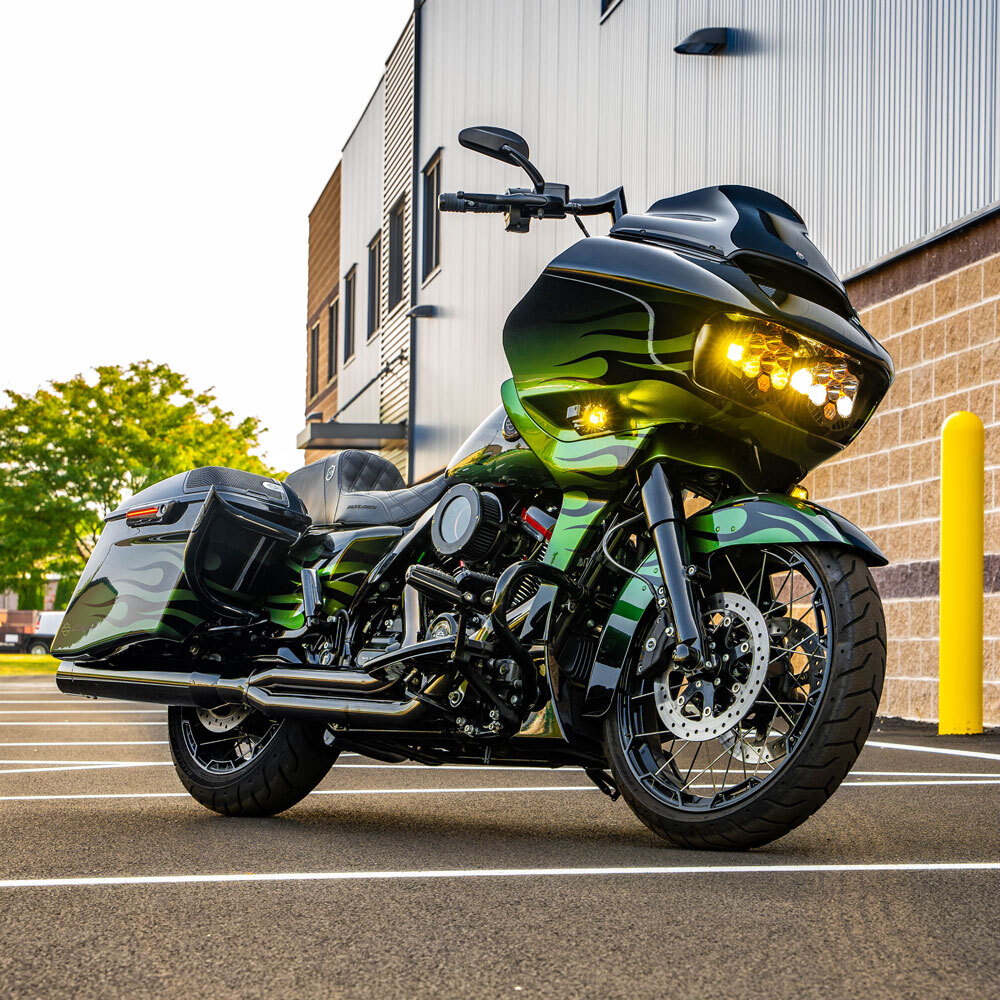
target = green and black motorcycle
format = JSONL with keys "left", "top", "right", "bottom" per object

{"left": 54, "top": 126, "right": 891, "bottom": 849}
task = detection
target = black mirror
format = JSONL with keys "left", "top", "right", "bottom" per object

{"left": 458, "top": 126, "right": 530, "bottom": 165}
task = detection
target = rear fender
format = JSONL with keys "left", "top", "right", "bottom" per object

{"left": 582, "top": 495, "right": 886, "bottom": 717}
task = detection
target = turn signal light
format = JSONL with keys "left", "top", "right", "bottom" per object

{"left": 126, "top": 505, "right": 161, "bottom": 520}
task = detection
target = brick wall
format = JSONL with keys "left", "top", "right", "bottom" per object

{"left": 304, "top": 164, "right": 342, "bottom": 465}
{"left": 805, "top": 218, "right": 1000, "bottom": 724}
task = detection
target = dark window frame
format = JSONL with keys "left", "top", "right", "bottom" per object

{"left": 326, "top": 296, "right": 339, "bottom": 381}
{"left": 308, "top": 322, "right": 320, "bottom": 398}
{"left": 422, "top": 152, "right": 441, "bottom": 281}
{"left": 388, "top": 197, "right": 405, "bottom": 312}
{"left": 367, "top": 231, "right": 381, "bottom": 339}
{"left": 343, "top": 266, "right": 357, "bottom": 363}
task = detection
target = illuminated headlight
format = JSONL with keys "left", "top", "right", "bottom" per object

{"left": 699, "top": 314, "right": 863, "bottom": 425}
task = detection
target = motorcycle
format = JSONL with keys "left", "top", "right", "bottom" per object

{"left": 53, "top": 126, "right": 892, "bottom": 849}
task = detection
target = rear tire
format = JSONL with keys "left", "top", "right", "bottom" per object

{"left": 168, "top": 706, "right": 338, "bottom": 817}
{"left": 604, "top": 545, "right": 886, "bottom": 850}
{"left": 27, "top": 640, "right": 50, "bottom": 656}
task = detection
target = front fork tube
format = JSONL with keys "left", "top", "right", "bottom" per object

{"left": 640, "top": 464, "right": 706, "bottom": 670}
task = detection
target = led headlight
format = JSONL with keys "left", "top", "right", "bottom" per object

{"left": 694, "top": 314, "right": 864, "bottom": 428}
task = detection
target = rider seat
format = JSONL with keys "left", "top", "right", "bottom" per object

{"left": 284, "top": 450, "right": 447, "bottom": 528}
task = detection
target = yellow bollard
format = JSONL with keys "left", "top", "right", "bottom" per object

{"left": 938, "top": 411, "right": 984, "bottom": 735}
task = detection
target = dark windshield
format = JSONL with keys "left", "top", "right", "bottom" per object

{"left": 610, "top": 185, "right": 851, "bottom": 316}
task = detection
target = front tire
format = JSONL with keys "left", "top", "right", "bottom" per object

{"left": 168, "top": 705, "right": 338, "bottom": 817}
{"left": 605, "top": 545, "right": 886, "bottom": 850}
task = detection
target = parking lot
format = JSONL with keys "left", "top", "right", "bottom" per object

{"left": 0, "top": 674, "right": 998, "bottom": 1000}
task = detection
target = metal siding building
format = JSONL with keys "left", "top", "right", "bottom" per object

{"left": 304, "top": 0, "right": 1000, "bottom": 722}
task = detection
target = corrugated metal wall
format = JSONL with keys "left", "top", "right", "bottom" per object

{"left": 404, "top": 0, "right": 999, "bottom": 477}
{"left": 379, "top": 16, "right": 417, "bottom": 479}
{"left": 337, "top": 82, "right": 385, "bottom": 425}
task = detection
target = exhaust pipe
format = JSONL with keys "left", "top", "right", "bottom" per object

{"left": 55, "top": 637, "right": 456, "bottom": 729}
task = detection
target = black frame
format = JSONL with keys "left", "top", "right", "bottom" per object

{"left": 343, "top": 267, "right": 356, "bottom": 363}
{"left": 388, "top": 198, "right": 405, "bottom": 311}
{"left": 422, "top": 153, "right": 441, "bottom": 280}
{"left": 308, "top": 323, "right": 320, "bottom": 398}
{"left": 368, "top": 232, "right": 381, "bottom": 338}
{"left": 327, "top": 297, "right": 339, "bottom": 380}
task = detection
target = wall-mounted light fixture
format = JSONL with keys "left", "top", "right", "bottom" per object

{"left": 407, "top": 304, "right": 438, "bottom": 318}
{"left": 674, "top": 27, "right": 729, "bottom": 55}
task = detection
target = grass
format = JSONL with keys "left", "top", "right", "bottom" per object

{"left": 0, "top": 654, "right": 60, "bottom": 675}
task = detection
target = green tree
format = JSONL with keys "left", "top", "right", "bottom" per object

{"left": 0, "top": 361, "right": 276, "bottom": 601}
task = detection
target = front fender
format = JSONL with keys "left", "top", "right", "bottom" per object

{"left": 582, "top": 495, "right": 886, "bottom": 717}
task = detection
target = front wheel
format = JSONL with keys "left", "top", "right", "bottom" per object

{"left": 604, "top": 545, "right": 885, "bottom": 850}
{"left": 168, "top": 704, "right": 338, "bottom": 816}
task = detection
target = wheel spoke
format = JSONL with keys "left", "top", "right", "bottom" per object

{"left": 617, "top": 543, "right": 834, "bottom": 814}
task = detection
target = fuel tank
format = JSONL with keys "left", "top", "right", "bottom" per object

{"left": 446, "top": 404, "right": 555, "bottom": 489}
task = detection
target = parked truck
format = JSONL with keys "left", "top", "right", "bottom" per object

{"left": 0, "top": 610, "right": 65, "bottom": 655}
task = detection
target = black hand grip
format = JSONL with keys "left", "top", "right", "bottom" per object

{"left": 439, "top": 192, "right": 506, "bottom": 214}
{"left": 439, "top": 192, "right": 468, "bottom": 213}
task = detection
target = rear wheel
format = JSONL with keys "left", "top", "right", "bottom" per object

{"left": 26, "top": 640, "right": 50, "bottom": 656}
{"left": 167, "top": 704, "right": 338, "bottom": 816}
{"left": 604, "top": 545, "right": 885, "bottom": 850}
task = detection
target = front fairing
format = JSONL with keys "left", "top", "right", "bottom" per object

{"left": 502, "top": 234, "right": 892, "bottom": 493}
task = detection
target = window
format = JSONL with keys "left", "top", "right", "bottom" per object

{"left": 388, "top": 198, "right": 405, "bottom": 311}
{"left": 309, "top": 323, "right": 320, "bottom": 398}
{"left": 327, "top": 298, "right": 338, "bottom": 380}
{"left": 367, "top": 232, "right": 381, "bottom": 338}
{"left": 422, "top": 154, "right": 441, "bottom": 280}
{"left": 343, "top": 267, "right": 356, "bottom": 363}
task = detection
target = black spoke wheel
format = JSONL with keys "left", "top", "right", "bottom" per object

{"left": 168, "top": 704, "right": 339, "bottom": 817}
{"left": 604, "top": 544, "right": 885, "bottom": 850}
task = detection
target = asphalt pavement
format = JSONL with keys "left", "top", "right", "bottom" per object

{"left": 1, "top": 674, "right": 998, "bottom": 1000}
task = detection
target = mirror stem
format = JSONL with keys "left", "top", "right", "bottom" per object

{"left": 505, "top": 146, "right": 545, "bottom": 191}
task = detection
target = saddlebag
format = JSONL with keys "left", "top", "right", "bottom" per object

{"left": 52, "top": 467, "right": 309, "bottom": 659}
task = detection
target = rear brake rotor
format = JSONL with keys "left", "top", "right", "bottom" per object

{"left": 652, "top": 592, "right": 769, "bottom": 743}
{"left": 196, "top": 704, "right": 252, "bottom": 733}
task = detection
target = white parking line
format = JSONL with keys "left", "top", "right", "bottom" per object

{"left": 0, "top": 785, "right": 596, "bottom": 803}
{"left": 0, "top": 722, "right": 168, "bottom": 727}
{"left": 0, "top": 761, "right": 173, "bottom": 775}
{"left": 0, "top": 710, "right": 166, "bottom": 715}
{"left": 2, "top": 860, "right": 999, "bottom": 890}
{"left": 0, "top": 700, "right": 152, "bottom": 706}
{"left": 0, "top": 759, "right": 162, "bottom": 765}
{"left": 866, "top": 740, "right": 1000, "bottom": 763}
{"left": 0, "top": 741, "right": 170, "bottom": 747}
{"left": 2, "top": 779, "right": 997, "bottom": 803}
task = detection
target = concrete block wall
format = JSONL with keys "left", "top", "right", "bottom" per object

{"left": 806, "top": 227, "right": 1000, "bottom": 724}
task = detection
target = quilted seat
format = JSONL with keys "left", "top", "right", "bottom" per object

{"left": 284, "top": 450, "right": 448, "bottom": 528}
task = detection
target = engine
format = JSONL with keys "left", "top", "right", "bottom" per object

{"left": 348, "top": 486, "right": 558, "bottom": 740}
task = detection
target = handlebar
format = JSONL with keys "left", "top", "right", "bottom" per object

{"left": 439, "top": 186, "right": 627, "bottom": 227}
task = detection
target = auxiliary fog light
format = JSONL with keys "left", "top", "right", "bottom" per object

{"left": 566, "top": 402, "right": 610, "bottom": 434}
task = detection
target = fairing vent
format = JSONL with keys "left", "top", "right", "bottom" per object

{"left": 560, "top": 634, "right": 599, "bottom": 682}
{"left": 733, "top": 252, "right": 855, "bottom": 321}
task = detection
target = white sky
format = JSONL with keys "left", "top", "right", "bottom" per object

{"left": 0, "top": 0, "right": 414, "bottom": 473}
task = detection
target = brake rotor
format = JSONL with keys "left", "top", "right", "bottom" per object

{"left": 652, "top": 592, "right": 769, "bottom": 742}
{"left": 195, "top": 703, "right": 252, "bottom": 733}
